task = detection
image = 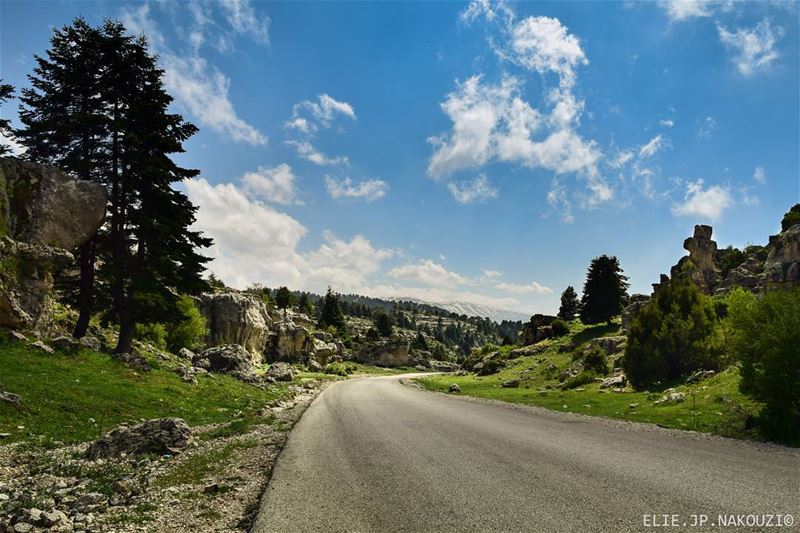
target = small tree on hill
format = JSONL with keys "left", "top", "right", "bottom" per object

{"left": 374, "top": 311, "right": 393, "bottom": 337}
{"left": 623, "top": 277, "right": 718, "bottom": 388}
{"left": 411, "top": 331, "right": 429, "bottom": 351}
{"left": 297, "top": 292, "right": 313, "bottom": 316}
{"left": 558, "top": 286, "right": 579, "bottom": 320}
{"left": 580, "top": 255, "right": 629, "bottom": 325}
{"left": 275, "top": 286, "right": 294, "bottom": 319}
{"left": 781, "top": 204, "right": 800, "bottom": 231}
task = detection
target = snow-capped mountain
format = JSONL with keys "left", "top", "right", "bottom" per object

{"left": 390, "top": 297, "right": 530, "bottom": 323}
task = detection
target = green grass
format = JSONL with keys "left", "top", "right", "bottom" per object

{"left": 0, "top": 340, "right": 294, "bottom": 444}
{"left": 155, "top": 438, "right": 259, "bottom": 488}
{"left": 416, "top": 321, "right": 764, "bottom": 441}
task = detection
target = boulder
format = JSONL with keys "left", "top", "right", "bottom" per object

{"left": 50, "top": 334, "right": 80, "bottom": 352}
{"left": 599, "top": 373, "right": 626, "bottom": 389}
{"left": 356, "top": 336, "right": 410, "bottom": 367}
{"left": 584, "top": 336, "right": 626, "bottom": 356}
{"left": 0, "top": 157, "right": 106, "bottom": 332}
{"left": 178, "top": 347, "right": 196, "bottom": 360}
{"left": 266, "top": 361, "right": 295, "bottom": 382}
{"left": 79, "top": 335, "right": 101, "bottom": 351}
{"left": 429, "top": 360, "right": 458, "bottom": 372}
{"left": 655, "top": 392, "right": 686, "bottom": 405}
{"left": 197, "top": 344, "right": 258, "bottom": 382}
{"left": 501, "top": 379, "right": 520, "bottom": 388}
{"left": 508, "top": 344, "right": 548, "bottom": 358}
{"left": 29, "top": 340, "right": 54, "bottom": 354}
{"left": 0, "top": 390, "right": 21, "bottom": 405}
{"left": 685, "top": 369, "right": 715, "bottom": 383}
{"left": 266, "top": 319, "right": 315, "bottom": 364}
{"left": 198, "top": 292, "right": 272, "bottom": 361}
{"left": 448, "top": 383, "right": 461, "bottom": 393}
{"left": 518, "top": 314, "right": 557, "bottom": 346}
{"left": 85, "top": 418, "right": 192, "bottom": 459}
{"left": 670, "top": 225, "right": 722, "bottom": 293}
{"left": 307, "top": 359, "right": 323, "bottom": 372}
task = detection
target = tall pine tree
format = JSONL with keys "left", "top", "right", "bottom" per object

{"left": 557, "top": 286, "right": 579, "bottom": 320}
{"left": 579, "top": 255, "right": 629, "bottom": 325}
{"left": 319, "top": 287, "right": 346, "bottom": 334}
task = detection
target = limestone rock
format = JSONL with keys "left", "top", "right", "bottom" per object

{"left": 0, "top": 157, "right": 106, "bottom": 333}
{"left": 429, "top": 360, "right": 458, "bottom": 372}
{"left": 501, "top": 379, "right": 520, "bottom": 388}
{"left": 0, "top": 390, "right": 21, "bottom": 405}
{"left": 621, "top": 294, "right": 650, "bottom": 332}
{"left": 448, "top": 383, "right": 461, "bottom": 393}
{"left": 670, "top": 225, "right": 722, "bottom": 293}
{"left": 356, "top": 336, "right": 410, "bottom": 367}
{"left": 655, "top": 392, "right": 686, "bottom": 405}
{"left": 584, "top": 336, "right": 626, "bottom": 356}
{"left": 29, "top": 340, "right": 54, "bottom": 354}
{"left": 50, "top": 334, "right": 80, "bottom": 352}
{"left": 266, "top": 361, "right": 295, "bottom": 382}
{"left": 519, "top": 314, "right": 556, "bottom": 346}
{"left": 85, "top": 418, "right": 192, "bottom": 459}
{"left": 599, "top": 373, "right": 626, "bottom": 389}
{"left": 762, "top": 224, "right": 800, "bottom": 289}
{"left": 266, "top": 319, "right": 315, "bottom": 364}
{"left": 197, "top": 344, "right": 258, "bottom": 382}
{"left": 198, "top": 292, "right": 272, "bottom": 361}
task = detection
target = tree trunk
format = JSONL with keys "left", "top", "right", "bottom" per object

{"left": 115, "top": 305, "right": 135, "bottom": 354}
{"left": 73, "top": 235, "right": 96, "bottom": 338}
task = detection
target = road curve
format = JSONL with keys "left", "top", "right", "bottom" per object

{"left": 253, "top": 375, "right": 799, "bottom": 532}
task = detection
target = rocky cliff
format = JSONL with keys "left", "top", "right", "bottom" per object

{"left": 198, "top": 292, "right": 272, "bottom": 361}
{"left": 0, "top": 157, "right": 106, "bottom": 332}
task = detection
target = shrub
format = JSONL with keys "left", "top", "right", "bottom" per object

{"left": 135, "top": 322, "right": 167, "bottom": 349}
{"left": 582, "top": 346, "right": 608, "bottom": 375}
{"left": 323, "top": 362, "right": 351, "bottom": 376}
{"left": 550, "top": 319, "right": 569, "bottom": 337}
{"left": 623, "top": 277, "right": 718, "bottom": 388}
{"left": 166, "top": 295, "right": 207, "bottom": 352}
{"left": 562, "top": 370, "right": 597, "bottom": 390}
{"left": 781, "top": 203, "right": 800, "bottom": 231}
{"left": 728, "top": 288, "right": 800, "bottom": 445}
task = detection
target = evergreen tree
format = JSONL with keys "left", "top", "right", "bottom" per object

{"left": 275, "top": 286, "right": 294, "bottom": 318}
{"left": 557, "top": 286, "right": 579, "bottom": 320}
{"left": 782, "top": 204, "right": 800, "bottom": 231}
{"left": 411, "top": 331, "right": 429, "bottom": 351}
{"left": 319, "top": 287, "right": 347, "bottom": 333}
{"left": 17, "top": 19, "right": 108, "bottom": 338}
{"left": 297, "top": 292, "right": 313, "bottom": 316}
{"left": 579, "top": 255, "right": 629, "bottom": 325}
{"left": 0, "top": 81, "right": 15, "bottom": 155}
{"left": 374, "top": 311, "right": 393, "bottom": 337}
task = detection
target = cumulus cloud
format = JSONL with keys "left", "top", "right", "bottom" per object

{"left": 496, "top": 281, "right": 552, "bottom": 294}
{"left": 672, "top": 179, "right": 733, "bottom": 221}
{"left": 480, "top": 269, "right": 503, "bottom": 282}
{"left": 286, "top": 140, "right": 349, "bottom": 166}
{"left": 510, "top": 15, "right": 588, "bottom": 89}
{"left": 753, "top": 166, "right": 767, "bottom": 184}
{"left": 717, "top": 19, "right": 784, "bottom": 77}
{"left": 661, "top": 0, "right": 716, "bottom": 22}
{"left": 242, "top": 163, "right": 302, "bottom": 205}
{"left": 447, "top": 174, "right": 498, "bottom": 204}
{"left": 121, "top": 4, "right": 266, "bottom": 145}
{"left": 219, "top": 0, "right": 270, "bottom": 44}
{"left": 325, "top": 176, "right": 388, "bottom": 201}
{"left": 388, "top": 260, "right": 474, "bottom": 288}
{"left": 184, "top": 178, "right": 393, "bottom": 291}
{"left": 287, "top": 93, "right": 356, "bottom": 132}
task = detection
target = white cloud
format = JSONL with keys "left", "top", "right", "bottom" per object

{"left": 696, "top": 116, "right": 716, "bottom": 138}
{"left": 659, "top": 118, "right": 675, "bottom": 128}
{"left": 639, "top": 134, "right": 665, "bottom": 158}
{"left": 480, "top": 269, "right": 503, "bottom": 282}
{"left": 717, "top": 19, "right": 783, "bottom": 77}
{"left": 366, "top": 284, "right": 526, "bottom": 314}
{"left": 0, "top": 131, "right": 25, "bottom": 156}
{"left": 672, "top": 179, "right": 733, "bottom": 221}
{"left": 753, "top": 166, "right": 767, "bottom": 184}
{"left": 184, "top": 178, "right": 393, "bottom": 292}
{"left": 447, "top": 174, "right": 498, "bottom": 204}
{"left": 286, "top": 140, "right": 349, "bottom": 166}
{"left": 496, "top": 281, "right": 552, "bottom": 294}
{"left": 609, "top": 149, "right": 634, "bottom": 169}
{"left": 388, "top": 259, "right": 473, "bottom": 288}
{"left": 289, "top": 94, "right": 356, "bottom": 131}
{"left": 510, "top": 16, "right": 588, "bottom": 89}
{"left": 285, "top": 117, "right": 316, "bottom": 135}
{"left": 428, "top": 75, "right": 599, "bottom": 178}
{"left": 325, "top": 176, "right": 388, "bottom": 201}
{"left": 121, "top": 4, "right": 266, "bottom": 146}
{"left": 219, "top": 0, "right": 270, "bottom": 44}
{"left": 661, "top": 0, "right": 716, "bottom": 22}
{"left": 242, "top": 163, "right": 302, "bottom": 205}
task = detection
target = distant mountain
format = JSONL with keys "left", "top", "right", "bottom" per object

{"left": 389, "top": 297, "right": 530, "bottom": 323}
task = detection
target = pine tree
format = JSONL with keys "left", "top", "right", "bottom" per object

{"left": 374, "top": 311, "right": 393, "bottom": 337}
{"left": 297, "top": 292, "right": 313, "bottom": 316}
{"left": 579, "top": 255, "right": 629, "bottom": 325}
{"left": 558, "top": 286, "right": 579, "bottom": 320}
{"left": 319, "top": 287, "right": 346, "bottom": 334}
{"left": 275, "top": 286, "right": 294, "bottom": 319}
{"left": 0, "top": 81, "right": 15, "bottom": 155}
{"left": 17, "top": 19, "right": 107, "bottom": 338}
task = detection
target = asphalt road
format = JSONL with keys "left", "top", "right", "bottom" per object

{"left": 254, "top": 375, "right": 800, "bottom": 532}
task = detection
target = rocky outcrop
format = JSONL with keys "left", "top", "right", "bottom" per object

{"left": 762, "top": 224, "right": 800, "bottom": 289}
{"left": 621, "top": 294, "right": 650, "bottom": 332}
{"left": 518, "top": 314, "right": 556, "bottom": 346}
{"left": 356, "top": 336, "right": 410, "bottom": 367}
{"left": 0, "top": 157, "right": 106, "bottom": 332}
{"left": 198, "top": 292, "right": 272, "bottom": 361}
{"left": 584, "top": 335, "right": 626, "bottom": 356}
{"left": 85, "top": 418, "right": 192, "bottom": 459}
{"left": 670, "top": 225, "right": 722, "bottom": 293}
{"left": 266, "top": 318, "right": 315, "bottom": 364}
{"left": 266, "top": 361, "right": 294, "bottom": 382}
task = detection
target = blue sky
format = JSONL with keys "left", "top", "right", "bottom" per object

{"left": 1, "top": 0, "right": 798, "bottom": 316}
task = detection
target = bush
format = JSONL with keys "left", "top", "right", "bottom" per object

{"left": 728, "top": 288, "right": 800, "bottom": 444}
{"left": 583, "top": 346, "right": 608, "bottom": 375}
{"left": 135, "top": 322, "right": 167, "bottom": 349}
{"left": 550, "top": 319, "right": 569, "bottom": 337}
{"left": 623, "top": 277, "right": 718, "bottom": 388}
{"left": 166, "top": 295, "right": 207, "bottom": 352}
{"left": 781, "top": 203, "right": 800, "bottom": 231}
{"left": 323, "top": 362, "right": 352, "bottom": 376}
{"left": 562, "top": 370, "right": 597, "bottom": 390}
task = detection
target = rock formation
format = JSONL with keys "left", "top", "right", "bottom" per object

{"left": 761, "top": 224, "right": 800, "bottom": 289}
{"left": 198, "top": 292, "right": 272, "bottom": 361}
{"left": 0, "top": 157, "right": 106, "bottom": 332}
{"left": 356, "top": 335, "right": 410, "bottom": 367}
{"left": 85, "top": 418, "right": 192, "bottom": 459}
{"left": 621, "top": 294, "right": 650, "bottom": 332}
{"left": 266, "top": 318, "right": 315, "bottom": 363}
{"left": 518, "top": 314, "right": 556, "bottom": 346}
{"left": 195, "top": 344, "right": 259, "bottom": 382}
{"left": 669, "top": 225, "right": 722, "bottom": 293}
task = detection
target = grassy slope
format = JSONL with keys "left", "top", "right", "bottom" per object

{"left": 415, "top": 322, "right": 763, "bottom": 440}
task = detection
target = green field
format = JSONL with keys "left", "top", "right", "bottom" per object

{"left": 415, "top": 322, "right": 764, "bottom": 441}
